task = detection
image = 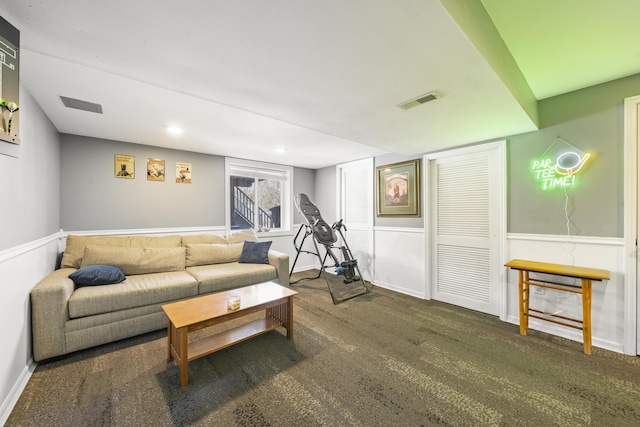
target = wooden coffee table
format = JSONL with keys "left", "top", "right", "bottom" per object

{"left": 161, "top": 281, "right": 298, "bottom": 386}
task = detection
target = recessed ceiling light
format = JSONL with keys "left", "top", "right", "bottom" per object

{"left": 275, "top": 147, "right": 287, "bottom": 153}
{"left": 167, "top": 126, "right": 183, "bottom": 135}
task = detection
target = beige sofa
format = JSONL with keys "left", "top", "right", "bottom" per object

{"left": 30, "top": 230, "right": 289, "bottom": 362}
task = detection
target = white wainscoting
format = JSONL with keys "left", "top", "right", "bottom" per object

{"left": 506, "top": 233, "right": 626, "bottom": 354}
{"left": 373, "top": 227, "right": 426, "bottom": 298}
{"left": 0, "top": 233, "right": 61, "bottom": 426}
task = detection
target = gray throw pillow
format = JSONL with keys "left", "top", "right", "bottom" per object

{"left": 239, "top": 241, "right": 272, "bottom": 264}
{"left": 69, "top": 265, "right": 126, "bottom": 287}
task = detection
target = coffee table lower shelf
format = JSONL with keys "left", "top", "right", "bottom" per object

{"left": 186, "top": 317, "right": 283, "bottom": 360}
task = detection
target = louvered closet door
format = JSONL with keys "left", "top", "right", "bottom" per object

{"left": 431, "top": 147, "right": 502, "bottom": 316}
{"left": 338, "top": 158, "right": 373, "bottom": 282}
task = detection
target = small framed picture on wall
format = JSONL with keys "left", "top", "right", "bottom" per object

{"left": 114, "top": 154, "right": 135, "bottom": 179}
{"left": 176, "top": 162, "right": 192, "bottom": 184}
{"left": 147, "top": 158, "right": 165, "bottom": 181}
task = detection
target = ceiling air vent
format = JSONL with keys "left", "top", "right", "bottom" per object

{"left": 397, "top": 91, "right": 441, "bottom": 111}
{"left": 60, "top": 96, "right": 103, "bottom": 114}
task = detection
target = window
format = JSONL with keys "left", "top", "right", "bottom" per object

{"left": 225, "top": 158, "right": 293, "bottom": 235}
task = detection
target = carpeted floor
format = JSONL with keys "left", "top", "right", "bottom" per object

{"left": 7, "top": 271, "right": 640, "bottom": 426}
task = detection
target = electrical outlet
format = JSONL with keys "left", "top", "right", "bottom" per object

{"left": 534, "top": 286, "right": 545, "bottom": 295}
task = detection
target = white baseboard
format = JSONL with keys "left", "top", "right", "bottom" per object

{"left": 291, "top": 264, "right": 318, "bottom": 274}
{"left": 505, "top": 315, "right": 624, "bottom": 354}
{"left": 373, "top": 280, "right": 427, "bottom": 299}
{"left": 0, "top": 358, "right": 36, "bottom": 426}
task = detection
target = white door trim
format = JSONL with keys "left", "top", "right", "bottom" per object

{"left": 336, "top": 157, "right": 374, "bottom": 281}
{"left": 424, "top": 140, "right": 507, "bottom": 320}
{"left": 624, "top": 94, "right": 640, "bottom": 355}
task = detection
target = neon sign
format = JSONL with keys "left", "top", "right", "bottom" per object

{"left": 532, "top": 138, "right": 591, "bottom": 190}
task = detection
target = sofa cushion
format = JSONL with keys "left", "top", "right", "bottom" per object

{"left": 185, "top": 243, "right": 243, "bottom": 267}
{"left": 61, "top": 234, "right": 182, "bottom": 269}
{"left": 187, "top": 262, "right": 277, "bottom": 294}
{"left": 239, "top": 240, "right": 272, "bottom": 264}
{"left": 181, "top": 234, "right": 227, "bottom": 246}
{"left": 81, "top": 246, "right": 186, "bottom": 275}
{"left": 225, "top": 228, "right": 259, "bottom": 244}
{"left": 68, "top": 271, "right": 198, "bottom": 318}
{"left": 69, "top": 265, "right": 126, "bottom": 287}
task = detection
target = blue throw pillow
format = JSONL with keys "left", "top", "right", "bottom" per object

{"left": 239, "top": 240, "right": 272, "bottom": 264}
{"left": 69, "top": 265, "right": 126, "bottom": 287}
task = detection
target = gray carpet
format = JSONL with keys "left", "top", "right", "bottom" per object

{"left": 8, "top": 271, "right": 640, "bottom": 426}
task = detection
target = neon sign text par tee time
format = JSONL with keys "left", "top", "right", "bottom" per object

{"left": 532, "top": 151, "right": 590, "bottom": 190}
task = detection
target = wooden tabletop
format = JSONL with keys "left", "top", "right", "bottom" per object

{"left": 162, "top": 281, "right": 298, "bottom": 328}
{"left": 504, "top": 259, "right": 610, "bottom": 281}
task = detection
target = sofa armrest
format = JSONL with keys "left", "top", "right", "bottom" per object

{"left": 31, "top": 268, "right": 76, "bottom": 361}
{"left": 267, "top": 249, "right": 290, "bottom": 287}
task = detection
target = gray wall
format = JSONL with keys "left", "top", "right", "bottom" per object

{"left": 293, "top": 167, "right": 315, "bottom": 224}
{"left": 60, "top": 134, "right": 316, "bottom": 231}
{"left": 313, "top": 166, "right": 336, "bottom": 224}
{"left": 60, "top": 135, "right": 225, "bottom": 231}
{"left": 0, "top": 85, "right": 60, "bottom": 251}
{"left": 507, "top": 74, "right": 639, "bottom": 237}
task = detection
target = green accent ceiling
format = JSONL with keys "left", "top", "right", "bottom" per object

{"left": 440, "top": 0, "right": 539, "bottom": 126}
{"left": 480, "top": 0, "right": 640, "bottom": 100}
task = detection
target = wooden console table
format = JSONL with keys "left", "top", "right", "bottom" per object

{"left": 504, "top": 259, "right": 610, "bottom": 355}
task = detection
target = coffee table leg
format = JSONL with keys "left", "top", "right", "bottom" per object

{"left": 286, "top": 296, "right": 294, "bottom": 339}
{"left": 167, "top": 320, "right": 173, "bottom": 362}
{"left": 178, "top": 327, "right": 189, "bottom": 386}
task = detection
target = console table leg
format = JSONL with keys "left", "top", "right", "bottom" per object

{"left": 582, "top": 279, "right": 592, "bottom": 355}
{"left": 523, "top": 271, "right": 530, "bottom": 332}
{"left": 518, "top": 270, "right": 527, "bottom": 336}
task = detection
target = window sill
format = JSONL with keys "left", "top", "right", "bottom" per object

{"left": 257, "top": 229, "right": 292, "bottom": 238}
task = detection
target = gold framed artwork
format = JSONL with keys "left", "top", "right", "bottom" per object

{"left": 176, "top": 162, "right": 192, "bottom": 184}
{"left": 114, "top": 154, "right": 135, "bottom": 179}
{"left": 147, "top": 158, "right": 165, "bottom": 181}
{"left": 376, "top": 159, "right": 420, "bottom": 217}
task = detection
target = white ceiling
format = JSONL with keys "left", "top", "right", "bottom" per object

{"left": 2, "top": 0, "right": 639, "bottom": 169}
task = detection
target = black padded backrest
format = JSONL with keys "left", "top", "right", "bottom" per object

{"left": 295, "top": 193, "right": 336, "bottom": 245}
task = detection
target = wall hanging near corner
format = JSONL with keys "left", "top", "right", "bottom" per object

{"left": 532, "top": 137, "right": 592, "bottom": 190}
{"left": 376, "top": 159, "right": 420, "bottom": 217}
{"left": 147, "top": 158, "right": 165, "bottom": 181}
{"left": 0, "top": 15, "right": 20, "bottom": 144}
{"left": 176, "top": 162, "right": 192, "bottom": 184}
{"left": 115, "top": 154, "right": 135, "bottom": 179}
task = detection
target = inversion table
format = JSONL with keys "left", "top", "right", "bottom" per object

{"left": 289, "top": 193, "right": 369, "bottom": 304}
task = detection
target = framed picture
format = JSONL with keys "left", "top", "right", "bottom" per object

{"left": 376, "top": 159, "right": 420, "bottom": 217}
{"left": 147, "top": 158, "right": 165, "bottom": 181}
{"left": 176, "top": 162, "right": 192, "bottom": 184}
{"left": 0, "top": 16, "right": 20, "bottom": 145}
{"left": 114, "top": 154, "right": 135, "bottom": 179}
